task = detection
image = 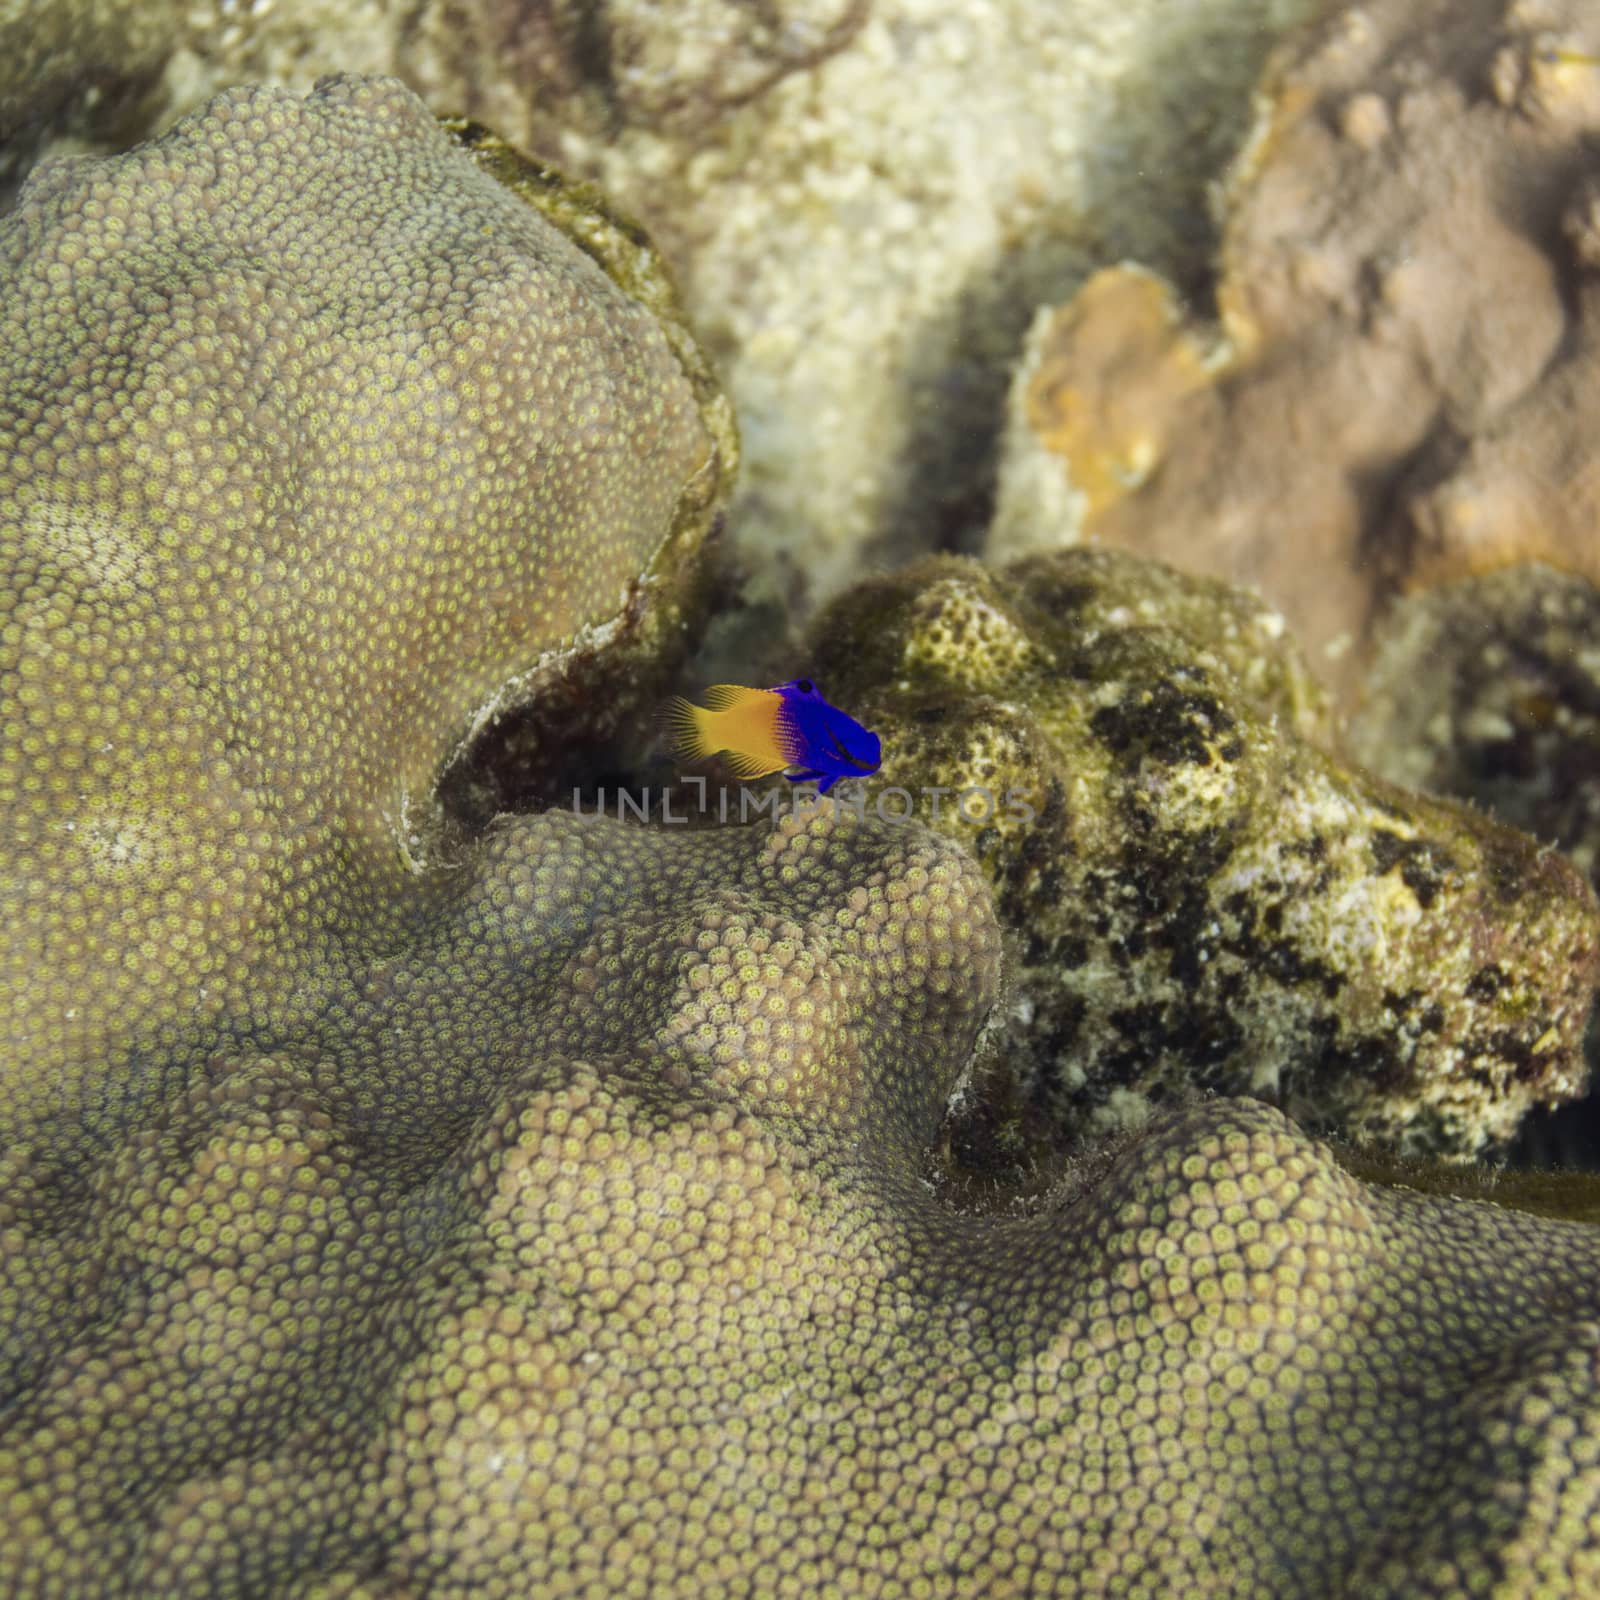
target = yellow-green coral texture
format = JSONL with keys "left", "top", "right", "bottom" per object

{"left": 8, "top": 803, "right": 1600, "bottom": 1598}
{"left": 0, "top": 75, "right": 721, "bottom": 1138}
{"left": 8, "top": 75, "right": 1600, "bottom": 1600}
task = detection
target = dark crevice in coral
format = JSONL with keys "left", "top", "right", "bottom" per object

{"left": 568, "top": 0, "right": 623, "bottom": 135}
{"left": 1354, "top": 429, "right": 1464, "bottom": 605}
{"left": 871, "top": 231, "right": 1103, "bottom": 569}
{"left": 438, "top": 702, "right": 648, "bottom": 831}
{"left": 0, "top": 66, "right": 169, "bottom": 216}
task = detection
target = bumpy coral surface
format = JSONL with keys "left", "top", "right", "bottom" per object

{"left": 808, "top": 549, "right": 1600, "bottom": 1160}
{"left": 11, "top": 71, "right": 1600, "bottom": 1600}
{"left": 0, "top": 76, "right": 731, "bottom": 1143}
{"left": 992, "top": 0, "right": 1600, "bottom": 700}
{"left": 9, "top": 789, "right": 1600, "bottom": 1594}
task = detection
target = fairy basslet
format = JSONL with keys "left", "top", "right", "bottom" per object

{"left": 667, "top": 679, "right": 882, "bottom": 795}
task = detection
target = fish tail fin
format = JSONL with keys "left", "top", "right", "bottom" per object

{"left": 664, "top": 686, "right": 789, "bottom": 779}
{"left": 662, "top": 695, "right": 715, "bottom": 762}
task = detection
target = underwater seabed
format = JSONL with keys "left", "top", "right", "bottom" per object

{"left": 8, "top": 0, "right": 1600, "bottom": 1593}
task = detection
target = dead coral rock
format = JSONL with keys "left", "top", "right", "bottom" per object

{"left": 1401, "top": 176, "right": 1600, "bottom": 596}
{"left": 808, "top": 548, "right": 1600, "bottom": 1162}
{"left": 0, "top": 77, "right": 733, "bottom": 1144}
{"left": 515, "top": 0, "right": 1327, "bottom": 629}
{"left": 992, "top": 0, "right": 1600, "bottom": 699}
{"left": 1351, "top": 562, "right": 1600, "bottom": 887}
{"left": 402, "top": 0, "right": 870, "bottom": 147}
{"left": 4, "top": 0, "right": 1326, "bottom": 644}
{"left": 1011, "top": 264, "right": 1222, "bottom": 523}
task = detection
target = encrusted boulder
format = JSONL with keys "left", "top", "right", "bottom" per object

{"left": 808, "top": 548, "right": 1600, "bottom": 1163}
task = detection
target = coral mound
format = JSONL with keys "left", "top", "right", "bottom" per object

{"left": 8, "top": 70, "right": 1600, "bottom": 1600}
{"left": 0, "top": 75, "right": 730, "bottom": 1141}
{"left": 9, "top": 796, "right": 1600, "bottom": 1596}
{"left": 0, "top": 801, "right": 1009, "bottom": 1596}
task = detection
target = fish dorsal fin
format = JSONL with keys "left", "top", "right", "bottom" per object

{"left": 702, "top": 683, "right": 773, "bottom": 712}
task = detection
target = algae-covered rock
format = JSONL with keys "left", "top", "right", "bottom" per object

{"left": 0, "top": 76, "right": 734, "bottom": 1145}
{"left": 1349, "top": 561, "right": 1600, "bottom": 1168}
{"left": 808, "top": 548, "right": 1600, "bottom": 1162}
{"left": 1353, "top": 562, "right": 1600, "bottom": 888}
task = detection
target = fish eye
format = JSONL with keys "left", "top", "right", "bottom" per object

{"left": 797, "top": 678, "right": 815, "bottom": 694}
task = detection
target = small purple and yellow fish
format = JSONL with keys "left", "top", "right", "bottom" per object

{"left": 667, "top": 678, "right": 882, "bottom": 795}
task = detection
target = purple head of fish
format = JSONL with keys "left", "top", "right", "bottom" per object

{"left": 776, "top": 679, "right": 882, "bottom": 794}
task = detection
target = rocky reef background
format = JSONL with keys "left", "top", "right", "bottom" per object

{"left": 2, "top": 0, "right": 1322, "bottom": 652}
{"left": 12, "top": 0, "right": 1600, "bottom": 1593}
